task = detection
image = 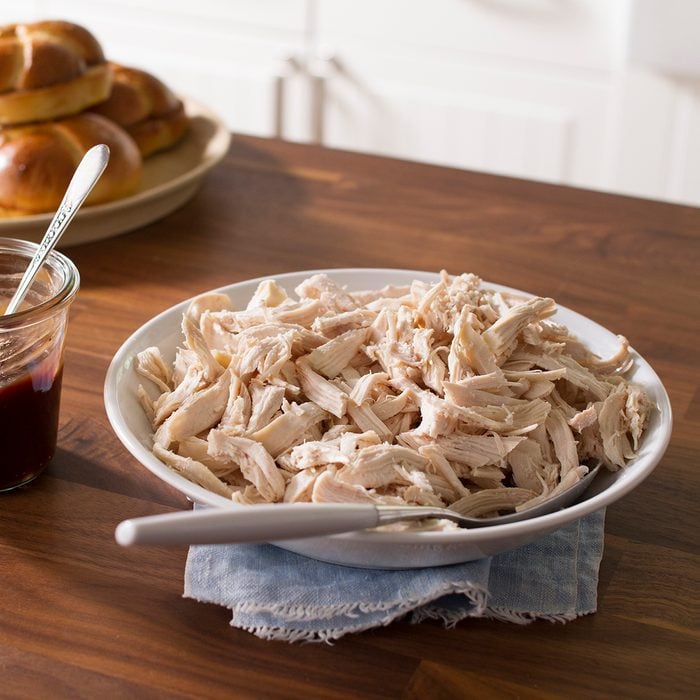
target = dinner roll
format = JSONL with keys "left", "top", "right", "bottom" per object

{"left": 92, "top": 63, "right": 188, "bottom": 156}
{"left": 0, "top": 20, "right": 111, "bottom": 125}
{"left": 0, "top": 112, "right": 142, "bottom": 214}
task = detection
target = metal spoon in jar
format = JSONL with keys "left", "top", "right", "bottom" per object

{"left": 4, "top": 144, "right": 110, "bottom": 315}
{"left": 115, "top": 464, "right": 601, "bottom": 547}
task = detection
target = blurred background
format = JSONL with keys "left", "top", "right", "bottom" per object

{"left": 9, "top": 0, "right": 700, "bottom": 205}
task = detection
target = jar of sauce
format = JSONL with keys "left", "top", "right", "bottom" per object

{"left": 0, "top": 238, "right": 79, "bottom": 491}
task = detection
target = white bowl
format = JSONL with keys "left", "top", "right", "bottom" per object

{"left": 104, "top": 269, "right": 672, "bottom": 568}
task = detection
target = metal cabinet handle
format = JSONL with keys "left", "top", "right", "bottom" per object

{"left": 309, "top": 55, "right": 338, "bottom": 144}
{"left": 273, "top": 55, "right": 301, "bottom": 139}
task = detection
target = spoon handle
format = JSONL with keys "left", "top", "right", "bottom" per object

{"left": 5, "top": 144, "right": 110, "bottom": 315}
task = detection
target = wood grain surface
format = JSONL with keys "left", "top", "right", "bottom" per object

{"left": 1, "top": 136, "right": 698, "bottom": 699}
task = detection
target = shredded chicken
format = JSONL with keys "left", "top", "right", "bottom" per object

{"left": 136, "top": 272, "right": 652, "bottom": 521}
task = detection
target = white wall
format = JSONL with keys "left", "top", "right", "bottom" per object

{"left": 9, "top": 1, "right": 700, "bottom": 206}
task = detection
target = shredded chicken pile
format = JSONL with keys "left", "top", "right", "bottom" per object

{"left": 135, "top": 271, "right": 651, "bottom": 522}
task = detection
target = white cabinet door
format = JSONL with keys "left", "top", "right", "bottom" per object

{"left": 314, "top": 0, "right": 700, "bottom": 206}
{"left": 21, "top": 0, "right": 311, "bottom": 139}
{"left": 316, "top": 44, "right": 611, "bottom": 188}
{"left": 313, "top": 0, "right": 623, "bottom": 187}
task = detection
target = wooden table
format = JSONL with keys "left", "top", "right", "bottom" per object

{"left": 1, "top": 136, "right": 698, "bottom": 699}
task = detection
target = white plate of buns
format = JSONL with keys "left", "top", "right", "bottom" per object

{"left": 0, "top": 20, "right": 230, "bottom": 246}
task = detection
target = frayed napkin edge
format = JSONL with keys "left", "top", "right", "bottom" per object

{"left": 402, "top": 600, "right": 595, "bottom": 629}
{"left": 184, "top": 579, "right": 489, "bottom": 643}
{"left": 185, "top": 600, "right": 595, "bottom": 644}
{"left": 484, "top": 606, "right": 596, "bottom": 625}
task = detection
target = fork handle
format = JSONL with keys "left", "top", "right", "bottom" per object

{"left": 115, "top": 503, "right": 382, "bottom": 546}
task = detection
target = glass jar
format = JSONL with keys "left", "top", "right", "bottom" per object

{"left": 0, "top": 237, "right": 79, "bottom": 491}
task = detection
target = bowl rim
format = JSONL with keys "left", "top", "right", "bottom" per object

{"left": 104, "top": 267, "right": 673, "bottom": 546}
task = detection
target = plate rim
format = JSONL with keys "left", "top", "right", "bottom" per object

{"left": 104, "top": 267, "right": 673, "bottom": 546}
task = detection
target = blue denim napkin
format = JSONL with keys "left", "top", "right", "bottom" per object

{"left": 184, "top": 509, "right": 605, "bottom": 642}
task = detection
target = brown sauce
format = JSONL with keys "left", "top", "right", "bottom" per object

{"left": 0, "top": 363, "right": 63, "bottom": 490}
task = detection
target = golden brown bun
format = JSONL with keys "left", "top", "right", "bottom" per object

{"left": 0, "top": 21, "right": 111, "bottom": 125}
{"left": 0, "top": 112, "right": 142, "bottom": 214}
{"left": 91, "top": 63, "right": 188, "bottom": 156}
